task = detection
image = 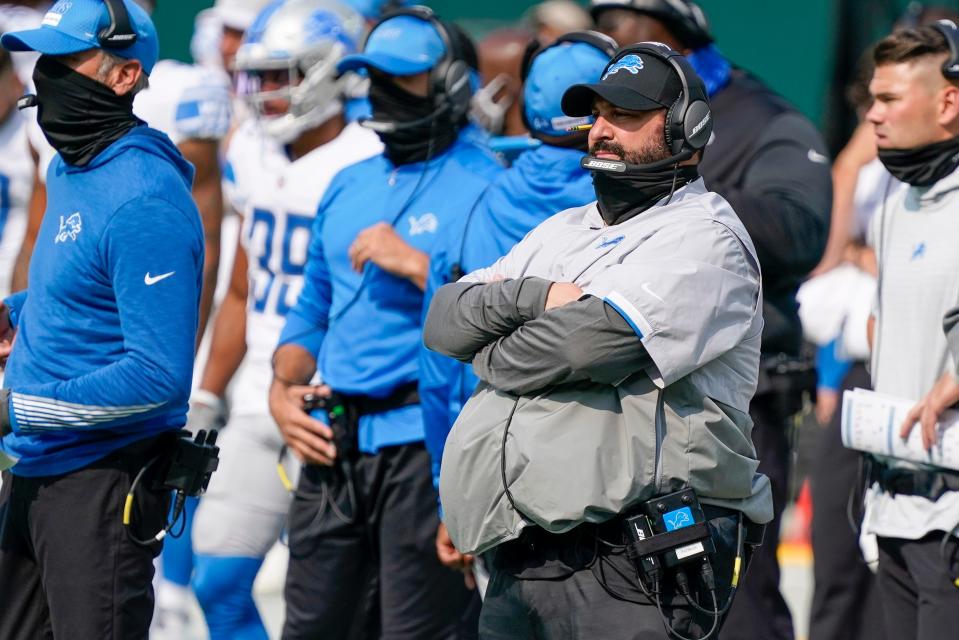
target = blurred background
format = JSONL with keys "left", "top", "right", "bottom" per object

{"left": 156, "top": 0, "right": 959, "bottom": 152}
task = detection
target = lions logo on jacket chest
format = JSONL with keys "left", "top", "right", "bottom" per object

{"left": 55, "top": 212, "right": 82, "bottom": 244}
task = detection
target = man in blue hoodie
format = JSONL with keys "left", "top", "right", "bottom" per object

{"left": 268, "top": 7, "right": 501, "bottom": 639}
{"left": 420, "top": 31, "right": 616, "bottom": 576}
{"left": 0, "top": 1, "right": 203, "bottom": 638}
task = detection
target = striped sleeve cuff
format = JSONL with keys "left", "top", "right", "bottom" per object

{"left": 604, "top": 291, "right": 654, "bottom": 339}
{"left": 10, "top": 393, "right": 164, "bottom": 431}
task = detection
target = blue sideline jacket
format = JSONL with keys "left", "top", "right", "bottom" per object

{"left": 420, "top": 143, "right": 596, "bottom": 487}
{"left": 278, "top": 134, "right": 502, "bottom": 453}
{"left": 1, "top": 127, "right": 203, "bottom": 477}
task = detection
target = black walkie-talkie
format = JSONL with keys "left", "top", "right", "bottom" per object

{"left": 302, "top": 392, "right": 355, "bottom": 459}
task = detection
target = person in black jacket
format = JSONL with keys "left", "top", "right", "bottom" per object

{"left": 591, "top": 2, "right": 832, "bottom": 639}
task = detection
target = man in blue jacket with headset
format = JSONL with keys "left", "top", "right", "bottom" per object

{"left": 0, "top": 1, "right": 204, "bottom": 638}
{"left": 420, "top": 31, "right": 617, "bottom": 579}
{"left": 268, "top": 7, "right": 501, "bottom": 639}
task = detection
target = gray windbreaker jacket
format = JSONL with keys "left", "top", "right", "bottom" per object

{"left": 424, "top": 179, "right": 774, "bottom": 556}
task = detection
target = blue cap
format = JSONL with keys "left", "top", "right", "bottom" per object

{"left": 337, "top": 14, "right": 445, "bottom": 76}
{"left": 525, "top": 40, "right": 611, "bottom": 137}
{"left": 1, "top": 0, "right": 159, "bottom": 75}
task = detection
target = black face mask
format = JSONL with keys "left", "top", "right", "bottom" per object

{"left": 31, "top": 55, "right": 142, "bottom": 167}
{"left": 878, "top": 136, "right": 959, "bottom": 187}
{"left": 588, "top": 154, "right": 699, "bottom": 225}
{"left": 367, "top": 75, "right": 459, "bottom": 166}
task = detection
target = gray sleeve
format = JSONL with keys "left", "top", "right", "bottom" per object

{"left": 470, "top": 296, "right": 653, "bottom": 396}
{"left": 945, "top": 306, "right": 959, "bottom": 374}
{"left": 422, "top": 277, "right": 551, "bottom": 363}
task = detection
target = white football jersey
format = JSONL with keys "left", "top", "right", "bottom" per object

{"left": 0, "top": 110, "right": 34, "bottom": 298}
{"left": 134, "top": 59, "right": 232, "bottom": 147}
{"left": 225, "top": 119, "right": 382, "bottom": 417}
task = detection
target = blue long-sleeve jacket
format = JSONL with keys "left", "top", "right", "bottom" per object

{"left": 420, "top": 144, "right": 597, "bottom": 488}
{"left": 1, "top": 127, "right": 203, "bottom": 477}
{"left": 278, "top": 133, "right": 502, "bottom": 452}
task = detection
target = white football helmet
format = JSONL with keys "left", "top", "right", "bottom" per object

{"left": 235, "top": 0, "right": 365, "bottom": 143}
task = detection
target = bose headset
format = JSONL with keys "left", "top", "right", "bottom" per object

{"left": 359, "top": 6, "right": 472, "bottom": 133}
{"left": 584, "top": 41, "right": 712, "bottom": 171}
{"left": 99, "top": 0, "right": 138, "bottom": 49}
{"left": 518, "top": 30, "right": 619, "bottom": 134}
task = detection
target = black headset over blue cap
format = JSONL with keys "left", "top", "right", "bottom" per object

{"left": 99, "top": 0, "right": 137, "bottom": 49}
{"left": 518, "top": 30, "right": 618, "bottom": 135}
{"left": 366, "top": 6, "right": 472, "bottom": 125}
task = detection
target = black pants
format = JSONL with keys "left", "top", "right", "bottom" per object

{"left": 479, "top": 513, "right": 747, "bottom": 640}
{"left": 877, "top": 533, "right": 959, "bottom": 640}
{"left": 722, "top": 395, "right": 795, "bottom": 640}
{"left": 0, "top": 440, "right": 170, "bottom": 640}
{"left": 809, "top": 363, "right": 886, "bottom": 640}
{"left": 282, "top": 443, "right": 475, "bottom": 640}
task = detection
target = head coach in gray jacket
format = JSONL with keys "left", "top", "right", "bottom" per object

{"left": 424, "top": 42, "right": 773, "bottom": 639}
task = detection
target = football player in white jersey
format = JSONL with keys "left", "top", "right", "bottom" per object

{"left": 134, "top": 58, "right": 232, "bottom": 335}
{"left": 0, "top": 49, "right": 31, "bottom": 299}
{"left": 188, "top": 1, "right": 380, "bottom": 637}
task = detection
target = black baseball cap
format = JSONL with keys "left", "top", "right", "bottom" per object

{"left": 561, "top": 48, "right": 683, "bottom": 116}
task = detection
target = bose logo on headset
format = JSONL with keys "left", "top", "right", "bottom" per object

{"left": 690, "top": 112, "right": 711, "bottom": 137}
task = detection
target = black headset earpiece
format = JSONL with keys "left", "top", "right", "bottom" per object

{"left": 932, "top": 19, "right": 959, "bottom": 79}
{"left": 98, "top": 0, "right": 138, "bottom": 49}
{"left": 518, "top": 30, "right": 618, "bottom": 132}
{"left": 520, "top": 31, "right": 618, "bottom": 82}
{"left": 519, "top": 38, "right": 543, "bottom": 84}
{"left": 610, "top": 42, "right": 712, "bottom": 156}
{"left": 371, "top": 6, "right": 472, "bottom": 123}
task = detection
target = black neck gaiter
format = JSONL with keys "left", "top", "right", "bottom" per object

{"left": 877, "top": 135, "right": 959, "bottom": 187}
{"left": 590, "top": 159, "right": 699, "bottom": 225}
{"left": 367, "top": 76, "right": 459, "bottom": 166}
{"left": 31, "top": 56, "right": 142, "bottom": 167}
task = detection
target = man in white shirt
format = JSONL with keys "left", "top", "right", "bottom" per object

{"left": 865, "top": 21, "right": 959, "bottom": 639}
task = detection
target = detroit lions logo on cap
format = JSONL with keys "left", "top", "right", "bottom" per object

{"left": 602, "top": 54, "right": 644, "bottom": 80}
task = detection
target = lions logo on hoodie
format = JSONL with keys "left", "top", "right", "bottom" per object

{"left": 55, "top": 212, "right": 82, "bottom": 244}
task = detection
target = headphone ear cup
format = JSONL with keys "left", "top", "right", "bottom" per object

{"left": 520, "top": 39, "right": 542, "bottom": 83}
{"left": 443, "top": 59, "right": 472, "bottom": 121}
{"left": 683, "top": 100, "right": 712, "bottom": 150}
{"left": 665, "top": 97, "right": 683, "bottom": 155}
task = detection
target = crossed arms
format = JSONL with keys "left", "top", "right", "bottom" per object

{"left": 423, "top": 276, "right": 653, "bottom": 397}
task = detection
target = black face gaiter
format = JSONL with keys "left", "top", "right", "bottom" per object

{"left": 31, "top": 55, "right": 142, "bottom": 167}
{"left": 367, "top": 75, "right": 459, "bottom": 166}
{"left": 590, "top": 159, "right": 699, "bottom": 225}
{"left": 878, "top": 135, "right": 959, "bottom": 187}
